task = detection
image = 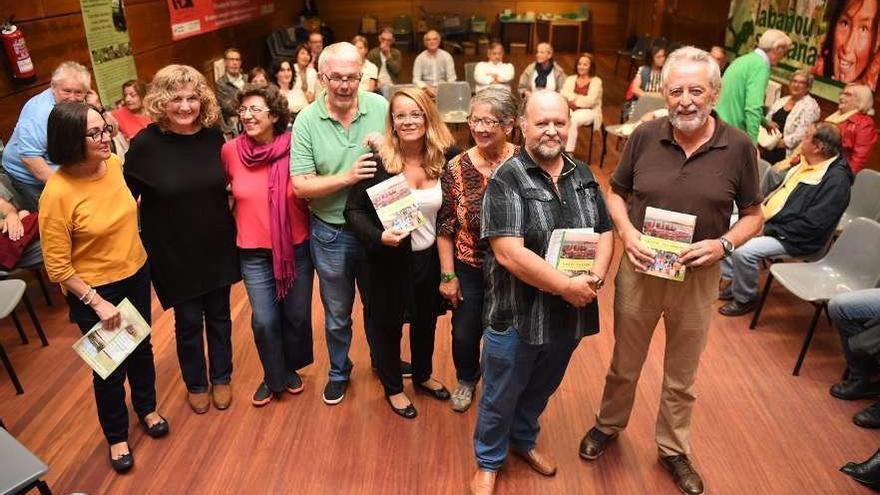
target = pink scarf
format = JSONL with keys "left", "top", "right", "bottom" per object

{"left": 236, "top": 131, "right": 296, "bottom": 300}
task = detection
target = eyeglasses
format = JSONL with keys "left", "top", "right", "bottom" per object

{"left": 84, "top": 124, "right": 114, "bottom": 142}
{"left": 468, "top": 117, "right": 502, "bottom": 129}
{"left": 392, "top": 111, "right": 426, "bottom": 123}
{"left": 237, "top": 105, "right": 270, "bottom": 116}
{"left": 323, "top": 73, "right": 363, "bottom": 85}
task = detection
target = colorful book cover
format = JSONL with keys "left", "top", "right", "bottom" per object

{"left": 545, "top": 228, "right": 600, "bottom": 276}
{"left": 366, "top": 174, "right": 426, "bottom": 233}
{"left": 637, "top": 206, "right": 696, "bottom": 282}
{"left": 72, "top": 298, "right": 152, "bottom": 380}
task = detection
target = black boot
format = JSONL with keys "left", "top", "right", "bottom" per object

{"left": 854, "top": 401, "right": 880, "bottom": 429}
{"left": 841, "top": 449, "right": 880, "bottom": 490}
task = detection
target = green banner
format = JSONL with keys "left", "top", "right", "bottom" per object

{"left": 726, "top": 0, "right": 880, "bottom": 102}
{"left": 81, "top": 0, "right": 138, "bottom": 107}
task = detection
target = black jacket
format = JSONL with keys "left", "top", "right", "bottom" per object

{"left": 764, "top": 155, "right": 854, "bottom": 256}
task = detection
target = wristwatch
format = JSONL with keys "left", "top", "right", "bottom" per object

{"left": 441, "top": 272, "right": 457, "bottom": 283}
{"left": 719, "top": 237, "right": 735, "bottom": 258}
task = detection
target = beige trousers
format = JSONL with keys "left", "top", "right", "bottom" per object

{"left": 595, "top": 256, "right": 720, "bottom": 456}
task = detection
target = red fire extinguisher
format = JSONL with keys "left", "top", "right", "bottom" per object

{"left": 1, "top": 17, "right": 36, "bottom": 82}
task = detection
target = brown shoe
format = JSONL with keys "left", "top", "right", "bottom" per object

{"left": 187, "top": 391, "right": 210, "bottom": 414}
{"left": 469, "top": 470, "right": 496, "bottom": 495}
{"left": 212, "top": 383, "right": 232, "bottom": 410}
{"left": 511, "top": 448, "right": 557, "bottom": 476}
{"left": 659, "top": 454, "right": 705, "bottom": 495}
{"left": 579, "top": 427, "right": 617, "bottom": 460}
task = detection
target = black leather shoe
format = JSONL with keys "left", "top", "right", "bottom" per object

{"left": 415, "top": 381, "right": 451, "bottom": 400}
{"left": 854, "top": 401, "right": 880, "bottom": 429}
{"left": 831, "top": 379, "right": 880, "bottom": 400}
{"left": 718, "top": 287, "right": 733, "bottom": 301}
{"left": 139, "top": 414, "right": 169, "bottom": 439}
{"left": 718, "top": 299, "right": 757, "bottom": 316}
{"left": 386, "top": 395, "right": 417, "bottom": 419}
{"left": 109, "top": 445, "right": 134, "bottom": 473}
{"left": 660, "top": 455, "right": 704, "bottom": 495}
{"left": 578, "top": 427, "right": 617, "bottom": 460}
{"left": 841, "top": 449, "right": 880, "bottom": 489}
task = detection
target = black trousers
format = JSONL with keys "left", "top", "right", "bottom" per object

{"left": 373, "top": 248, "right": 439, "bottom": 396}
{"left": 67, "top": 264, "right": 156, "bottom": 445}
{"left": 172, "top": 285, "right": 233, "bottom": 393}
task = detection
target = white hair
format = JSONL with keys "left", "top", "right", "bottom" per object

{"left": 846, "top": 83, "right": 875, "bottom": 116}
{"left": 757, "top": 29, "right": 792, "bottom": 51}
{"left": 660, "top": 46, "right": 722, "bottom": 91}
{"left": 51, "top": 61, "right": 91, "bottom": 89}
{"left": 317, "top": 42, "right": 362, "bottom": 73}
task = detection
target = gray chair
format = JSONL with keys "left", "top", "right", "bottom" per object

{"left": 600, "top": 94, "right": 665, "bottom": 167}
{"left": 386, "top": 83, "right": 416, "bottom": 100}
{"left": 436, "top": 81, "right": 471, "bottom": 126}
{"left": 464, "top": 62, "right": 477, "bottom": 94}
{"left": 749, "top": 218, "right": 880, "bottom": 376}
{"left": 0, "top": 279, "right": 47, "bottom": 394}
{"left": 0, "top": 426, "right": 51, "bottom": 494}
{"left": 837, "top": 169, "right": 880, "bottom": 235}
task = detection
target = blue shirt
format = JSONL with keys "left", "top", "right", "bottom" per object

{"left": 2, "top": 88, "right": 58, "bottom": 186}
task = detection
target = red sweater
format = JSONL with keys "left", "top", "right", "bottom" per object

{"left": 839, "top": 112, "right": 877, "bottom": 174}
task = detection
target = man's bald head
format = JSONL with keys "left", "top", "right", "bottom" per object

{"left": 522, "top": 90, "right": 570, "bottom": 162}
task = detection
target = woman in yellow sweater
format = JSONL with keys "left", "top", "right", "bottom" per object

{"left": 39, "top": 101, "right": 168, "bottom": 473}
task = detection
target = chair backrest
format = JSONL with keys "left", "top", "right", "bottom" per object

{"left": 627, "top": 94, "right": 665, "bottom": 123}
{"left": 436, "top": 82, "right": 472, "bottom": 115}
{"left": 387, "top": 84, "right": 416, "bottom": 99}
{"left": 846, "top": 169, "right": 880, "bottom": 220}
{"left": 464, "top": 62, "right": 477, "bottom": 94}
{"left": 821, "top": 217, "right": 880, "bottom": 290}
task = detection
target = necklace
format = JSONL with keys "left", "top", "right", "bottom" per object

{"left": 476, "top": 143, "right": 509, "bottom": 169}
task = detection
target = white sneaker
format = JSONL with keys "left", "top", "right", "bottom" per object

{"left": 451, "top": 381, "right": 475, "bottom": 412}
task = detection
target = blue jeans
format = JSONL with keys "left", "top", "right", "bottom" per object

{"left": 721, "top": 236, "right": 788, "bottom": 303}
{"left": 240, "top": 244, "right": 315, "bottom": 393}
{"left": 829, "top": 289, "right": 880, "bottom": 380}
{"left": 8, "top": 175, "right": 42, "bottom": 212}
{"left": 451, "top": 260, "right": 484, "bottom": 384}
{"left": 310, "top": 216, "right": 377, "bottom": 381}
{"left": 473, "top": 326, "right": 579, "bottom": 471}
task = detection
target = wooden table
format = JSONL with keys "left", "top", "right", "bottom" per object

{"left": 534, "top": 18, "right": 588, "bottom": 53}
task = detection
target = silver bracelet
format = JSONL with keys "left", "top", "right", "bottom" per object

{"left": 79, "top": 286, "right": 94, "bottom": 302}
{"left": 83, "top": 289, "right": 97, "bottom": 306}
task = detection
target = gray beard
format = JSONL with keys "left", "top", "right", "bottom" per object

{"left": 670, "top": 108, "right": 710, "bottom": 133}
{"left": 531, "top": 140, "right": 563, "bottom": 161}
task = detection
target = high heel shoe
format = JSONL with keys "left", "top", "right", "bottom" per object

{"left": 109, "top": 444, "right": 134, "bottom": 473}
{"left": 386, "top": 395, "right": 417, "bottom": 419}
{"left": 415, "top": 381, "right": 451, "bottom": 401}
{"left": 841, "top": 448, "right": 880, "bottom": 489}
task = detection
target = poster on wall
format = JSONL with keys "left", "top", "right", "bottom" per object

{"left": 80, "top": 0, "right": 139, "bottom": 107}
{"left": 167, "top": 0, "right": 276, "bottom": 41}
{"left": 726, "top": 0, "right": 880, "bottom": 101}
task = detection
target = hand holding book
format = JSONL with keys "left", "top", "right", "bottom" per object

{"left": 560, "top": 273, "right": 597, "bottom": 308}
{"left": 620, "top": 227, "right": 656, "bottom": 271}
{"left": 677, "top": 239, "right": 725, "bottom": 268}
{"left": 380, "top": 228, "right": 410, "bottom": 247}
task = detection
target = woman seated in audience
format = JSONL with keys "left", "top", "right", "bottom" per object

{"left": 272, "top": 58, "right": 309, "bottom": 115}
{"left": 353, "top": 35, "right": 378, "bottom": 92}
{"left": 474, "top": 42, "right": 515, "bottom": 92}
{"left": 222, "top": 84, "right": 314, "bottom": 407}
{"left": 344, "top": 88, "right": 455, "bottom": 419}
{"left": 561, "top": 52, "right": 603, "bottom": 154}
{"left": 760, "top": 69, "right": 820, "bottom": 164}
{"left": 437, "top": 86, "right": 519, "bottom": 412}
{"left": 111, "top": 79, "right": 151, "bottom": 142}
{"left": 622, "top": 44, "right": 666, "bottom": 121}
{"left": 518, "top": 42, "right": 565, "bottom": 99}
{"left": 40, "top": 101, "right": 168, "bottom": 473}
{"left": 125, "top": 65, "right": 240, "bottom": 415}
{"left": 293, "top": 44, "right": 318, "bottom": 104}
{"left": 825, "top": 83, "right": 878, "bottom": 174}
{"left": 0, "top": 178, "right": 41, "bottom": 271}
{"left": 248, "top": 67, "right": 270, "bottom": 87}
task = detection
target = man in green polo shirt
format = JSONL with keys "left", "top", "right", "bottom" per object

{"left": 290, "top": 42, "right": 397, "bottom": 405}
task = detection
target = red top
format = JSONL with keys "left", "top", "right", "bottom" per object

{"left": 222, "top": 141, "right": 310, "bottom": 248}
{"left": 838, "top": 112, "right": 877, "bottom": 174}
{"left": 574, "top": 80, "right": 590, "bottom": 96}
{"left": 111, "top": 107, "right": 151, "bottom": 141}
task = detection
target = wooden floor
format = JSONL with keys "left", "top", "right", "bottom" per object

{"left": 0, "top": 53, "right": 876, "bottom": 495}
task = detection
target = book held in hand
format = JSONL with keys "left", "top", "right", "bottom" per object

{"left": 72, "top": 298, "right": 151, "bottom": 380}
{"left": 545, "top": 228, "right": 600, "bottom": 276}
{"left": 637, "top": 206, "right": 696, "bottom": 282}
{"left": 366, "top": 174, "right": 426, "bottom": 233}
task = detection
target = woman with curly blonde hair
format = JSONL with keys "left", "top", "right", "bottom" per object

{"left": 344, "top": 87, "right": 457, "bottom": 418}
{"left": 124, "top": 64, "right": 241, "bottom": 415}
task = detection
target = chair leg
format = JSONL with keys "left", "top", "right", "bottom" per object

{"left": 31, "top": 267, "right": 53, "bottom": 307}
{"left": 587, "top": 125, "right": 595, "bottom": 164}
{"left": 793, "top": 303, "right": 824, "bottom": 376}
{"left": 22, "top": 293, "right": 47, "bottom": 347}
{"left": 600, "top": 127, "right": 608, "bottom": 168}
{"left": 37, "top": 479, "right": 53, "bottom": 495}
{"left": 10, "top": 309, "right": 28, "bottom": 345}
{"left": 0, "top": 341, "right": 23, "bottom": 394}
{"left": 749, "top": 272, "right": 774, "bottom": 330}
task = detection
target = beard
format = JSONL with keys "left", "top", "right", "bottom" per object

{"left": 530, "top": 136, "right": 564, "bottom": 161}
{"left": 669, "top": 104, "right": 711, "bottom": 133}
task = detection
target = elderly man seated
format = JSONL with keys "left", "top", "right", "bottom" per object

{"left": 719, "top": 122, "right": 853, "bottom": 316}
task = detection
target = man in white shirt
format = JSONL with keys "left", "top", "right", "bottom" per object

{"left": 353, "top": 35, "right": 378, "bottom": 92}
{"left": 412, "top": 30, "right": 456, "bottom": 98}
{"left": 474, "top": 42, "right": 515, "bottom": 92}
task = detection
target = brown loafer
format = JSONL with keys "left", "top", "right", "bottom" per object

{"left": 187, "top": 391, "right": 210, "bottom": 414}
{"left": 511, "top": 448, "right": 557, "bottom": 476}
{"left": 469, "top": 469, "right": 496, "bottom": 495}
{"left": 212, "top": 383, "right": 232, "bottom": 410}
{"left": 660, "top": 454, "right": 705, "bottom": 495}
